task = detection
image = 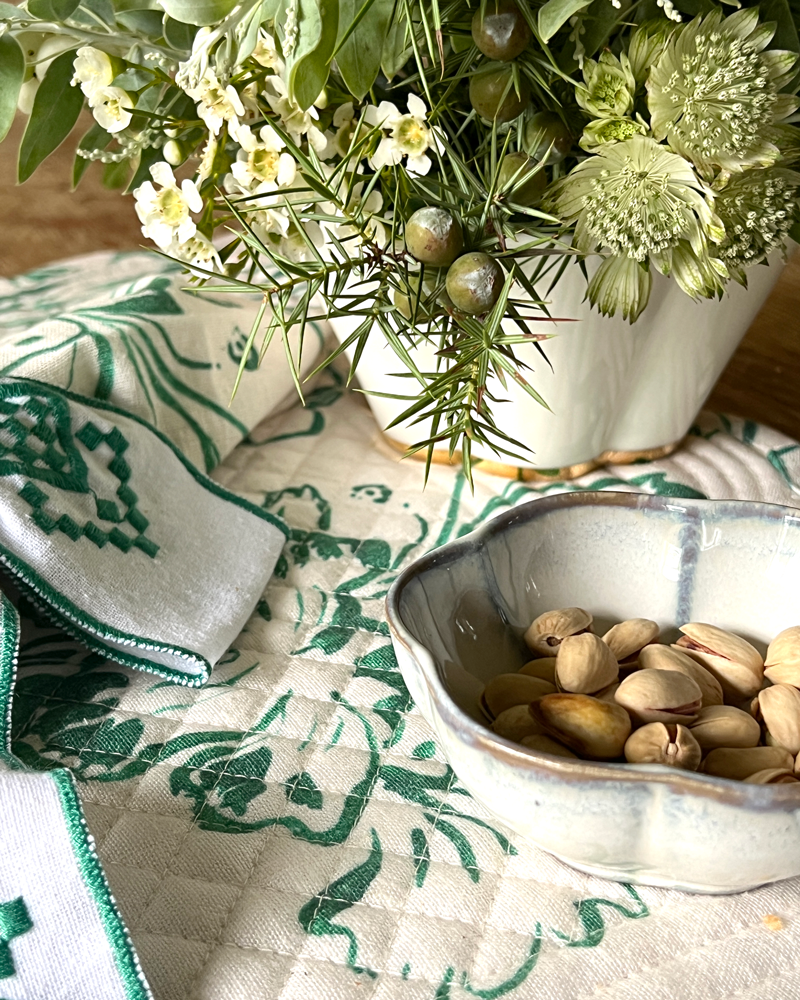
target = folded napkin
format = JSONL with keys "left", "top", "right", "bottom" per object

{"left": 2, "top": 251, "right": 800, "bottom": 1000}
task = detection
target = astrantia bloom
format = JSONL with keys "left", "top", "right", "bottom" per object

{"left": 133, "top": 162, "right": 203, "bottom": 251}
{"left": 550, "top": 134, "right": 717, "bottom": 262}
{"left": 714, "top": 168, "right": 800, "bottom": 280}
{"left": 587, "top": 255, "right": 652, "bottom": 322}
{"left": 647, "top": 8, "right": 798, "bottom": 173}
{"left": 365, "top": 95, "right": 441, "bottom": 175}
{"left": 72, "top": 47, "right": 114, "bottom": 102}
{"left": 576, "top": 51, "right": 636, "bottom": 119}
{"left": 90, "top": 87, "right": 133, "bottom": 134}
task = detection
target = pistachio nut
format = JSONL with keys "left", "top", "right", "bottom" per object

{"left": 555, "top": 633, "right": 618, "bottom": 694}
{"left": 743, "top": 768, "right": 800, "bottom": 784}
{"left": 602, "top": 619, "right": 660, "bottom": 661}
{"left": 480, "top": 673, "right": 556, "bottom": 720}
{"left": 491, "top": 705, "right": 543, "bottom": 743}
{"left": 532, "top": 693, "right": 631, "bottom": 759}
{"left": 676, "top": 623, "right": 763, "bottom": 701}
{"left": 623, "top": 722, "right": 702, "bottom": 770}
{"left": 641, "top": 644, "right": 724, "bottom": 708}
{"left": 520, "top": 733, "right": 579, "bottom": 758}
{"left": 764, "top": 626, "right": 800, "bottom": 687}
{"left": 758, "top": 683, "right": 800, "bottom": 755}
{"left": 518, "top": 657, "right": 557, "bottom": 684}
{"left": 524, "top": 607, "right": 592, "bottom": 656}
{"left": 702, "top": 745, "right": 794, "bottom": 780}
{"left": 614, "top": 668, "right": 702, "bottom": 726}
{"left": 688, "top": 705, "right": 762, "bottom": 751}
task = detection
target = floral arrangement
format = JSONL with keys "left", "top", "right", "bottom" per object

{"left": 1, "top": 0, "right": 799, "bottom": 472}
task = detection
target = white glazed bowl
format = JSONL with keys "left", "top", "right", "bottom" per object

{"left": 386, "top": 492, "right": 800, "bottom": 894}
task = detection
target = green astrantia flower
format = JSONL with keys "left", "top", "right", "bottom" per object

{"left": 577, "top": 51, "right": 636, "bottom": 119}
{"left": 579, "top": 116, "right": 647, "bottom": 153}
{"left": 713, "top": 168, "right": 800, "bottom": 281}
{"left": 627, "top": 20, "right": 680, "bottom": 85}
{"left": 587, "top": 255, "right": 652, "bottom": 322}
{"left": 647, "top": 8, "right": 799, "bottom": 174}
{"left": 548, "top": 134, "right": 718, "bottom": 262}
{"left": 667, "top": 239, "right": 729, "bottom": 300}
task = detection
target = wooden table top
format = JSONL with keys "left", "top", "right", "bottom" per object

{"left": 2, "top": 115, "right": 799, "bottom": 443}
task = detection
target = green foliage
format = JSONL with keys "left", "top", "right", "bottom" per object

{"left": 283, "top": 0, "right": 340, "bottom": 110}
{"left": 18, "top": 49, "right": 83, "bottom": 183}
{"left": 0, "top": 35, "right": 24, "bottom": 144}
{"left": 336, "top": 0, "right": 395, "bottom": 99}
{"left": 538, "top": 0, "right": 593, "bottom": 41}
{"left": 160, "top": 0, "right": 238, "bottom": 26}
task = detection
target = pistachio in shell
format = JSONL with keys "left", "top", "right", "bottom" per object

{"left": 518, "top": 657, "right": 557, "bottom": 684}
{"left": 555, "top": 633, "right": 618, "bottom": 694}
{"left": 688, "top": 704, "right": 762, "bottom": 751}
{"left": 491, "top": 705, "right": 543, "bottom": 743}
{"left": 702, "top": 745, "right": 794, "bottom": 781}
{"left": 523, "top": 607, "right": 592, "bottom": 656}
{"left": 764, "top": 626, "right": 800, "bottom": 687}
{"left": 623, "top": 722, "right": 702, "bottom": 770}
{"left": 519, "top": 733, "right": 578, "bottom": 758}
{"left": 641, "top": 643, "right": 724, "bottom": 708}
{"left": 480, "top": 673, "right": 556, "bottom": 720}
{"left": 675, "top": 623, "right": 763, "bottom": 701}
{"left": 602, "top": 619, "right": 660, "bottom": 661}
{"left": 532, "top": 693, "right": 631, "bottom": 759}
{"left": 758, "top": 683, "right": 800, "bottom": 755}
{"left": 614, "top": 668, "right": 702, "bottom": 726}
{"left": 743, "top": 768, "right": 800, "bottom": 785}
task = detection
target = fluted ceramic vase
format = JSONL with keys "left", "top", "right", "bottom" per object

{"left": 328, "top": 254, "right": 786, "bottom": 479}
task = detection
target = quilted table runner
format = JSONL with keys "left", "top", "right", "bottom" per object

{"left": 1, "top": 252, "right": 800, "bottom": 999}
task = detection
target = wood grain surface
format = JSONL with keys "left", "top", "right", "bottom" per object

{"left": 1, "top": 113, "right": 799, "bottom": 441}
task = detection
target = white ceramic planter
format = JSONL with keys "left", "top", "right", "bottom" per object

{"left": 330, "top": 255, "right": 785, "bottom": 476}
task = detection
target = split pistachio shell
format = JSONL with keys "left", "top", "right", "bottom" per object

{"left": 602, "top": 619, "right": 660, "bottom": 661}
{"left": 518, "top": 657, "right": 557, "bottom": 684}
{"left": 524, "top": 607, "right": 592, "bottom": 656}
{"left": 490, "top": 705, "right": 543, "bottom": 743}
{"left": 764, "top": 626, "right": 800, "bottom": 687}
{"left": 555, "top": 633, "right": 618, "bottom": 694}
{"left": 758, "top": 683, "right": 800, "bottom": 755}
{"left": 480, "top": 673, "right": 556, "bottom": 720}
{"left": 702, "top": 746, "right": 794, "bottom": 780}
{"left": 623, "top": 723, "right": 702, "bottom": 770}
{"left": 688, "top": 705, "right": 762, "bottom": 751}
{"left": 744, "top": 768, "right": 800, "bottom": 784}
{"left": 614, "top": 669, "right": 702, "bottom": 726}
{"left": 533, "top": 693, "right": 631, "bottom": 759}
{"left": 520, "top": 733, "right": 578, "bottom": 758}
{"left": 642, "top": 644, "right": 724, "bottom": 708}
{"left": 676, "top": 623, "right": 764, "bottom": 701}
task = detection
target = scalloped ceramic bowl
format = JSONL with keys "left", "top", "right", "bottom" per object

{"left": 386, "top": 492, "right": 800, "bottom": 894}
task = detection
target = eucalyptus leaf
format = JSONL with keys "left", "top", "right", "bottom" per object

{"left": 285, "top": 0, "right": 339, "bottom": 110}
{"left": 0, "top": 34, "right": 24, "bottom": 144}
{"left": 115, "top": 0, "right": 158, "bottom": 10}
{"left": 112, "top": 67, "right": 153, "bottom": 89}
{"left": 18, "top": 48, "right": 83, "bottom": 183}
{"left": 337, "top": 0, "right": 394, "bottom": 100}
{"left": 0, "top": 3, "right": 28, "bottom": 18}
{"left": 381, "top": 17, "right": 412, "bottom": 80}
{"left": 538, "top": 0, "right": 593, "bottom": 41}
{"left": 116, "top": 9, "right": 165, "bottom": 35}
{"left": 159, "top": 0, "right": 238, "bottom": 26}
{"left": 69, "top": 0, "right": 116, "bottom": 26}
{"left": 163, "top": 15, "right": 197, "bottom": 50}
{"left": 102, "top": 156, "right": 131, "bottom": 189}
{"left": 26, "top": 0, "right": 80, "bottom": 18}
{"left": 262, "top": 0, "right": 282, "bottom": 19}
{"left": 759, "top": 0, "right": 800, "bottom": 55}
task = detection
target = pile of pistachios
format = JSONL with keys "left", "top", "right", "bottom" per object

{"left": 478, "top": 608, "right": 800, "bottom": 784}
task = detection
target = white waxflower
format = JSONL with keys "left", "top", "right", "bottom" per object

{"left": 252, "top": 30, "right": 284, "bottom": 73}
{"left": 365, "top": 94, "right": 440, "bottom": 176}
{"left": 229, "top": 124, "right": 296, "bottom": 194}
{"left": 34, "top": 35, "right": 79, "bottom": 81}
{"left": 17, "top": 78, "right": 39, "bottom": 115}
{"left": 72, "top": 47, "right": 114, "bottom": 102}
{"left": 196, "top": 134, "right": 218, "bottom": 184}
{"left": 133, "top": 162, "right": 203, "bottom": 251}
{"left": 184, "top": 70, "right": 245, "bottom": 136}
{"left": 90, "top": 87, "right": 134, "bottom": 134}
{"left": 280, "top": 221, "right": 327, "bottom": 263}
{"left": 263, "top": 76, "right": 328, "bottom": 152}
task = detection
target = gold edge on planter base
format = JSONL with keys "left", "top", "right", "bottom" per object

{"left": 383, "top": 435, "right": 683, "bottom": 481}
